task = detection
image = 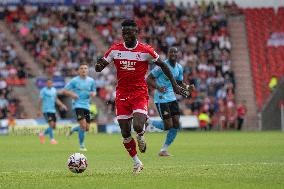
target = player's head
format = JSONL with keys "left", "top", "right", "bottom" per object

{"left": 46, "top": 79, "right": 53, "bottom": 88}
{"left": 78, "top": 63, "right": 89, "bottom": 77}
{"left": 168, "top": 47, "right": 178, "bottom": 63}
{"left": 121, "top": 19, "right": 138, "bottom": 46}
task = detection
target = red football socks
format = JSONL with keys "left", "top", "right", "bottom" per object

{"left": 123, "top": 137, "right": 137, "bottom": 157}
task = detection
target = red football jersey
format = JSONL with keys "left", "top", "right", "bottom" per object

{"left": 103, "top": 41, "right": 159, "bottom": 92}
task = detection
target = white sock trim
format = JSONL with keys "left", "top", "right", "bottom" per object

{"left": 161, "top": 144, "right": 169, "bottom": 152}
{"left": 132, "top": 155, "right": 140, "bottom": 164}
{"left": 123, "top": 136, "right": 133, "bottom": 143}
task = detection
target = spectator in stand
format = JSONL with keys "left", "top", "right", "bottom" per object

{"left": 0, "top": 94, "right": 8, "bottom": 118}
{"left": 237, "top": 100, "right": 247, "bottom": 130}
{"left": 198, "top": 110, "right": 210, "bottom": 130}
{"left": 269, "top": 75, "right": 278, "bottom": 92}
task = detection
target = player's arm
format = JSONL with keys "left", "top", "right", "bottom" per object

{"left": 62, "top": 80, "right": 78, "bottom": 99}
{"left": 146, "top": 73, "right": 167, "bottom": 93}
{"left": 95, "top": 57, "right": 109, "bottom": 72}
{"left": 89, "top": 80, "right": 97, "bottom": 98}
{"left": 62, "top": 89, "right": 78, "bottom": 99}
{"left": 56, "top": 98, "right": 68, "bottom": 111}
{"left": 95, "top": 46, "right": 114, "bottom": 72}
{"left": 154, "top": 59, "right": 189, "bottom": 97}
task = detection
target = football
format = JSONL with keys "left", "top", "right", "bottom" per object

{"left": 67, "top": 153, "right": 88, "bottom": 173}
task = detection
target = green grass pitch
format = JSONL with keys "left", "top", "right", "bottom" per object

{"left": 0, "top": 132, "right": 284, "bottom": 189}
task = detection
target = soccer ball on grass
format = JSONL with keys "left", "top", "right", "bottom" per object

{"left": 67, "top": 153, "right": 88, "bottom": 173}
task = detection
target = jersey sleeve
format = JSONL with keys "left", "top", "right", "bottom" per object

{"left": 177, "top": 65, "right": 184, "bottom": 81}
{"left": 151, "top": 66, "right": 163, "bottom": 78}
{"left": 54, "top": 89, "right": 58, "bottom": 98}
{"left": 91, "top": 79, "right": 96, "bottom": 92}
{"left": 146, "top": 45, "right": 159, "bottom": 62}
{"left": 65, "top": 79, "right": 74, "bottom": 91}
{"left": 103, "top": 46, "right": 115, "bottom": 63}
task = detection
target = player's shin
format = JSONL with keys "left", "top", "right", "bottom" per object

{"left": 78, "top": 127, "right": 86, "bottom": 148}
{"left": 123, "top": 137, "right": 139, "bottom": 161}
{"left": 49, "top": 127, "right": 54, "bottom": 140}
{"left": 162, "top": 128, "right": 178, "bottom": 151}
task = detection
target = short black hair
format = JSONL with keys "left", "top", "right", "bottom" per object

{"left": 121, "top": 19, "right": 137, "bottom": 28}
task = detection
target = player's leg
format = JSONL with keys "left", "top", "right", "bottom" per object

{"left": 78, "top": 118, "right": 87, "bottom": 151}
{"left": 75, "top": 108, "right": 88, "bottom": 151}
{"left": 158, "top": 118, "right": 173, "bottom": 156}
{"left": 68, "top": 111, "right": 82, "bottom": 136}
{"left": 48, "top": 115, "right": 58, "bottom": 144}
{"left": 131, "top": 94, "right": 149, "bottom": 154}
{"left": 40, "top": 113, "right": 56, "bottom": 144}
{"left": 132, "top": 112, "right": 148, "bottom": 153}
{"left": 116, "top": 95, "right": 143, "bottom": 173}
{"left": 161, "top": 115, "right": 179, "bottom": 154}
{"left": 118, "top": 118, "right": 143, "bottom": 173}
{"left": 79, "top": 109, "right": 91, "bottom": 151}
{"left": 152, "top": 102, "right": 172, "bottom": 155}
{"left": 68, "top": 125, "right": 80, "bottom": 136}
{"left": 151, "top": 102, "right": 172, "bottom": 130}
{"left": 159, "top": 101, "right": 180, "bottom": 156}
{"left": 150, "top": 103, "right": 165, "bottom": 130}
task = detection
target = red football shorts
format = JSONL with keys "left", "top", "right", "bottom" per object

{"left": 115, "top": 90, "right": 149, "bottom": 120}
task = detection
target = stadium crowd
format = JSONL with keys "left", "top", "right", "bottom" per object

{"left": 0, "top": 31, "right": 27, "bottom": 119}
{"left": 6, "top": 6, "right": 97, "bottom": 77}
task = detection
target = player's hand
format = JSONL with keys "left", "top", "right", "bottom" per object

{"left": 173, "top": 84, "right": 190, "bottom": 98}
{"left": 60, "top": 104, "right": 68, "bottom": 111}
{"left": 70, "top": 93, "right": 79, "bottom": 100}
{"left": 90, "top": 92, "right": 96, "bottom": 98}
{"left": 157, "top": 86, "right": 167, "bottom": 93}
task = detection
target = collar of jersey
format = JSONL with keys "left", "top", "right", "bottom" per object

{"left": 123, "top": 41, "right": 138, "bottom": 50}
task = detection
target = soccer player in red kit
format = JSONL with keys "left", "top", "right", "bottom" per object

{"left": 95, "top": 19, "right": 189, "bottom": 174}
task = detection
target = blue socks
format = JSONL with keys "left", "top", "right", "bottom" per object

{"left": 71, "top": 126, "right": 86, "bottom": 148}
{"left": 71, "top": 125, "right": 80, "bottom": 133}
{"left": 44, "top": 127, "right": 54, "bottom": 140}
{"left": 165, "top": 128, "right": 178, "bottom": 146}
{"left": 78, "top": 127, "right": 85, "bottom": 148}
{"left": 151, "top": 119, "right": 178, "bottom": 151}
{"left": 152, "top": 120, "right": 164, "bottom": 130}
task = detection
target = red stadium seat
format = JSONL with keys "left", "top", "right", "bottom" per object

{"left": 244, "top": 7, "right": 284, "bottom": 109}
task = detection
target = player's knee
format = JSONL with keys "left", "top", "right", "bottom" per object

{"left": 49, "top": 122, "right": 56, "bottom": 129}
{"left": 133, "top": 119, "right": 144, "bottom": 133}
{"left": 164, "top": 119, "right": 173, "bottom": 130}
{"left": 172, "top": 116, "right": 181, "bottom": 129}
{"left": 121, "top": 130, "right": 131, "bottom": 138}
{"left": 80, "top": 122, "right": 87, "bottom": 131}
{"left": 172, "top": 120, "right": 180, "bottom": 129}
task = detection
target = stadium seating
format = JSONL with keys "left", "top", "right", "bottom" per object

{"left": 0, "top": 31, "right": 27, "bottom": 119}
{"left": 6, "top": 6, "right": 97, "bottom": 77}
{"left": 244, "top": 8, "right": 284, "bottom": 109}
